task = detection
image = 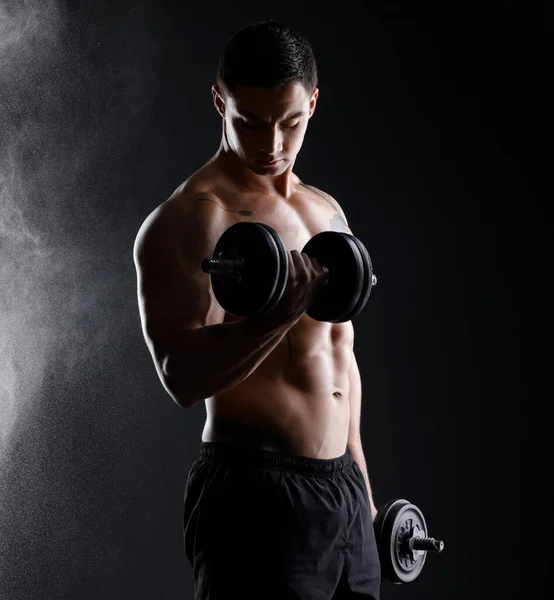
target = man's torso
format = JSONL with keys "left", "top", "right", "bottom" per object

{"left": 173, "top": 162, "right": 356, "bottom": 459}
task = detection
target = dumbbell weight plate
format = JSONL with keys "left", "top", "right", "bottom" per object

{"left": 255, "top": 223, "right": 289, "bottom": 315}
{"left": 302, "top": 232, "right": 365, "bottom": 323}
{"left": 374, "top": 499, "right": 428, "bottom": 584}
{"left": 342, "top": 235, "right": 376, "bottom": 321}
{"left": 209, "top": 222, "right": 282, "bottom": 317}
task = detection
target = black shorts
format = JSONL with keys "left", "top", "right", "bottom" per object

{"left": 183, "top": 442, "right": 381, "bottom": 599}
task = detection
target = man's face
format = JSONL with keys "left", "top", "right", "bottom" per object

{"left": 213, "top": 81, "right": 318, "bottom": 176}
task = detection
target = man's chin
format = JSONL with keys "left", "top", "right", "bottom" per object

{"left": 249, "top": 160, "right": 287, "bottom": 175}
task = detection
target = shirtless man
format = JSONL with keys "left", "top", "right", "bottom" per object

{"left": 134, "top": 20, "right": 381, "bottom": 600}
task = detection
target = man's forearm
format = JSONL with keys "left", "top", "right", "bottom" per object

{"left": 349, "top": 443, "right": 377, "bottom": 517}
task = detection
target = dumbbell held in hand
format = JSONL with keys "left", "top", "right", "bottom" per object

{"left": 200, "top": 221, "right": 377, "bottom": 322}
{"left": 373, "top": 498, "right": 445, "bottom": 584}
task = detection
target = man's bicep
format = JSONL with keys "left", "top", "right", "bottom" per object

{"left": 133, "top": 201, "right": 225, "bottom": 361}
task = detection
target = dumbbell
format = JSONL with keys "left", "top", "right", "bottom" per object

{"left": 373, "top": 499, "right": 445, "bottom": 584}
{"left": 200, "top": 221, "right": 377, "bottom": 323}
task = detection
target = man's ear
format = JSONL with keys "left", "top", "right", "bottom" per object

{"left": 308, "top": 87, "right": 319, "bottom": 118}
{"left": 212, "top": 85, "right": 225, "bottom": 118}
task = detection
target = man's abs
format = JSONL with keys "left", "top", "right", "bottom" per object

{"left": 201, "top": 315, "right": 354, "bottom": 460}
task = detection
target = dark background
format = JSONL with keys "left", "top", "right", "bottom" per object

{"left": 0, "top": 1, "right": 549, "bottom": 598}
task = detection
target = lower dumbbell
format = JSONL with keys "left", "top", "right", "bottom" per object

{"left": 373, "top": 498, "right": 444, "bottom": 584}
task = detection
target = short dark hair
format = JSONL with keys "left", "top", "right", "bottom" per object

{"left": 216, "top": 20, "right": 318, "bottom": 98}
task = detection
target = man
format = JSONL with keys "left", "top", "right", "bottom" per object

{"left": 134, "top": 20, "right": 381, "bottom": 600}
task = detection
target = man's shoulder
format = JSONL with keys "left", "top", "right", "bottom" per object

{"left": 134, "top": 181, "right": 224, "bottom": 259}
{"left": 167, "top": 167, "right": 217, "bottom": 205}
{"left": 146, "top": 168, "right": 224, "bottom": 224}
{"left": 297, "top": 180, "right": 338, "bottom": 209}
{"left": 297, "top": 179, "right": 350, "bottom": 229}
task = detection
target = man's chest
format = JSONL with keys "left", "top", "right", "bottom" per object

{"left": 217, "top": 190, "right": 351, "bottom": 253}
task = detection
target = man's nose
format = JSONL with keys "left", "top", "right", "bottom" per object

{"left": 259, "top": 128, "right": 284, "bottom": 156}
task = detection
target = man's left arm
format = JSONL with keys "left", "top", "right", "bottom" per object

{"left": 348, "top": 352, "right": 378, "bottom": 520}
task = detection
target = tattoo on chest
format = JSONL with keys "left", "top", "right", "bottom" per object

{"left": 299, "top": 182, "right": 350, "bottom": 233}
{"left": 330, "top": 214, "right": 350, "bottom": 233}
{"left": 299, "top": 182, "right": 340, "bottom": 212}
{"left": 197, "top": 197, "right": 253, "bottom": 217}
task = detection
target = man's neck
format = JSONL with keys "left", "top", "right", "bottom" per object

{"left": 212, "top": 146, "right": 298, "bottom": 200}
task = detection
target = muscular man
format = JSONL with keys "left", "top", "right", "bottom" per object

{"left": 134, "top": 20, "right": 381, "bottom": 600}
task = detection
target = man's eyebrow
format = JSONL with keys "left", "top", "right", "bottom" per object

{"left": 238, "top": 110, "right": 305, "bottom": 122}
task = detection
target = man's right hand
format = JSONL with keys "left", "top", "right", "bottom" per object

{"left": 267, "top": 249, "right": 328, "bottom": 326}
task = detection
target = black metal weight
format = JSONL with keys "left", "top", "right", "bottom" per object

{"left": 373, "top": 498, "right": 444, "bottom": 584}
{"left": 255, "top": 224, "right": 290, "bottom": 315}
{"left": 343, "top": 234, "right": 378, "bottom": 321}
{"left": 301, "top": 232, "right": 366, "bottom": 322}
{"left": 201, "top": 222, "right": 286, "bottom": 317}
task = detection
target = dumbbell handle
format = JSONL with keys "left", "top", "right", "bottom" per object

{"left": 201, "top": 256, "right": 332, "bottom": 285}
{"left": 202, "top": 256, "right": 378, "bottom": 289}
{"left": 203, "top": 256, "right": 378, "bottom": 288}
{"left": 201, "top": 257, "right": 244, "bottom": 275}
{"left": 410, "top": 537, "right": 444, "bottom": 553}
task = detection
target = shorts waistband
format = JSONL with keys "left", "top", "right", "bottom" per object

{"left": 198, "top": 442, "right": 353, "bottom": 477}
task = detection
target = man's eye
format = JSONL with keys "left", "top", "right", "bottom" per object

{"left": 241, "top": 121, "right": 300, "bottom": 130}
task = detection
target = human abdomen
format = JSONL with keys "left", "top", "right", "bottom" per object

{"left": 202, "top": 316, "right": 354, "bottom": 459}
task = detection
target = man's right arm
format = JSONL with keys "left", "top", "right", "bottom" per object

{"left": 160, "top": 316, "right": 293, "bottom": 408}
{"left": 133, "top": 196, "right": 294, "bottom": 409}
